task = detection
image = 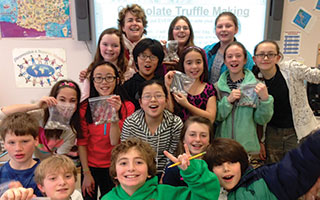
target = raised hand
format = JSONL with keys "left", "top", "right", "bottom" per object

{"left": 164, "top": 144, "right": 192, "bottom": 170}
{"left": 79, "top": 69, "right": 88, "bottom": 82}
{"left": 227, "top": 89, "right": 241, "bottom": 103}
{"left": 0, "top": 187, "right": 34, "bottom": 200}
{"left": 37, "top": 96, "right": 57, "bottom": 108}
{"left": 255, "top": 82, "right": 269, "bottom": 101}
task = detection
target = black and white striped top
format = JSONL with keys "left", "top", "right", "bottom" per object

{"left": 121, "top": 109, "right": 183, "bottom": 173}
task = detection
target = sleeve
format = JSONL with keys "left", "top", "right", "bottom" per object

{"left": 290, "top": 60, "right": 320, "bottom": 84}
{"left": 120, "top": 117, "right": 132, "bottom": 141}
{"left": 253, "top": 95, "right": 274, "bottom": 125}
{"left": 261, "top": 129, "right": 320, "bottom": 200}
{"left": 118, "top": 101, "right": 135, "bottom": 131}
{"left": 77, "top": 103, "right": 89, "bottom": 146}
{"left": 168, "top": 116, "right": 183, "bottom": 155}
{"left": 56, "top": 129, "right": 76, "bottom": 155}
{"left": 216, "top": 96, "right": 233, "bottom": 122}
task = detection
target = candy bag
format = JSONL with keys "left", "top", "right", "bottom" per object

{"left": 163, "top": 40, "right": 179, "bottom": 62}
{"left": 238, "top": 83, "right": 259, "bottom": 108}
{"left": 44, "top": 102, "right": 75, "bottom": 130}
{"left": 170, "top": 71, "right": 195, "bottom": 96}
{"left": 88, "top": 95, "right": 119, "bottom": 125}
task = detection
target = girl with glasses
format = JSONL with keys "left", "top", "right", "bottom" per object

{"left": 252, "top": 40, "right": 320, "bottom": 163}
{"left": 121, "top": 79, "right": 183, "bottom": 179}
{"left": 78, "top": 61, "right": 135, "bottom": 200}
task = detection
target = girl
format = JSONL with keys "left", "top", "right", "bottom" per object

{"left": 103, "top": 137, "right": 220, "bottom": 199}
{"left": 215, "top": 41, "right": 273, "bottom": 156}
{"left": 123, "top": 38, "right": 164, "bottom": 110}
{"left": 252, "top": 40, "right": 320, "bottom": 163}
{"left": 162, "top": 116, "right": 214, "bottom": 186}
{"left": 165, "top": 46, "right": 216, "bottom": 123}
{"left": 78, "top": 61, "right": 135, "bottom": 200}
{"left": 204, "top": 12, "right": 254, "bottom": 84}
{"left": 79, "top": 28, "right": 135, "bottom": 101}
{"left": 121, "top": 80, "right": 183, "bottom": 178}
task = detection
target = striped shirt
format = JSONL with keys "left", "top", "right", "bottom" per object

{"left": 121, "top": 109, "right": 183, "bottom": 173}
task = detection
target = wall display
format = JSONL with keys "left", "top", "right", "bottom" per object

{"left": 292, "top": 7, "right": 316, "bottom": 32}
{"left": 12, "top": 48, "right": 67, "bottom": 88}
{"left": 315, "top": 0, "right": 320, "bottom": 11}
{"left": 283, "top": 31, "right": 301, "bottom": 55}
{"left": 0, "top": 0, "right": 71, "bottom": 38}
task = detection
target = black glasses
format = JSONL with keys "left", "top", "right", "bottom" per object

{"left": 93, "top": 75, "right": 116, "bottom": 83}
{"left": 138, "top": 54, "right": 158, "bottom": 61}
{"left": 255, "top": 53, "right": 278, "bottom": 59}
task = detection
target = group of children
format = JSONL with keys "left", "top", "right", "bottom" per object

{"left": 1, "top": 3, "right": 320, "bottom": 200}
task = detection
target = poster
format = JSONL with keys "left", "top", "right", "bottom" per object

{"left": 283, "top": 31, "right": 301, "bottom": 55}
{"left": 292, "top": 7, "right": 316, "bottom": 32}
{"left": 0, "top": 0, "right": 71, "bottom": 38}
{"left": 13, "top": 48, "right": 67, "bottom": 88}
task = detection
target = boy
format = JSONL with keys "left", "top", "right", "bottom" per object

{"left": 0, "top": 112, "right": 42, "bottom": 196}
{"left": 203, "top": 130, "right": 320, "bottom": 200}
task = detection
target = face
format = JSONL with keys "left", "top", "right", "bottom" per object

{"left": 122, "top": 11, "right": 144, "bottom": 43}
{"left": 56, "top": 87, "right": 78, "bottom": 113}
{"left": 183, "top": 50, "right": 204, "bottom": 80}
{"left": 215, "top": 16, "right": 238, "bottom": 44}
{"left": 93, "top": 64, "right": 117, "bottom": 96}
{"left": 172, "top": 19, "right": 190, "bottom": 47}
{"left": 139, "top": 83, "right": 166, "bottom": 120}
{"left": 38, "top": 169, "right": 76, "bottom": 200}
{"left": 4, "top": 132, "right": 38, "bottom": 167}
{"left": 212, "top": 161, "right": 241, "bottom": 191}
{"left": 225, "top": 45, "right": 246, "bottom": 76}
{"left": 99, "top": 33, "right": 121, "bottom": 64}
{"left": 115, "top": 148, "right": 149, "bottom": 196}
{"left": 183, "top": 122, "right": 210, "bottom": 155}
{"left": 253, "top": 42, "right": 280, "bottom": 72}
{"left": 137, "top": 49, "right": 159, "bottom": 80}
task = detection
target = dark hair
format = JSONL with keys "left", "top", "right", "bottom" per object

{"left": 223, "top": 41, "right": 248, "bottom": 61}
{"left": 109, "top": 137, "right": 157, "bottom": 185}
{"left": 133, "top": 38, "right": 164, "bottom": 71}
{"left": 168, "top": 16, "right": 195, "bottom": 55}
{"left": 84, "top": 61, "right": 130, "bottom": 125}
{"left": 87, "top": 28, "right": 128, "bottom": 82}
{"left": 215, "top": 12, "right": 239, "bottom": 30}
{"left": 0, "top": 112, "right": 39, "bottom": 140}
{"left": 118, "top": 4, "right": 148, "bottom": 36}
{"left": 44, "top": 79, "right": 81, "bottom": 138}
{"left": 203, "top": 138, "right": 249, "bottom": 176}
{"left": 178, "top": 46, "right": 209, "bottom": 82}
{"left": 138, "top": 79, "right": 168, "bottom": 100}
{"left": 176, "top": 116, "right": 214, "bottom": 156}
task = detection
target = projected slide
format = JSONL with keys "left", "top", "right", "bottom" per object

{"left": 93, "top": 0, "right": 268, "bottom": 53}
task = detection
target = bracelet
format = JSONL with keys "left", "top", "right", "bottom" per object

{"left": 83, "top": 168, "right": 90, "bottom": 173}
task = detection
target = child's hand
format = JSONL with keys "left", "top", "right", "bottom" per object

{"left": 164, "top": 144, "right": 192, "bottom": 171}
{"left": 0, "top": 187, "right": 34, "bottom": 200}
{"left": 304, "top": 177, "right": 320, "bottom": 200}
{"left": 79, "top": 69, "right": 88, "bottom": 82}
{"left": 37, "top": 96, "right": 57, "bottom": 108}
{"left": 173, "top": 92, "right": 189, "bottom": 107}
{"left": 227, "top": 89, "right": 241, "bottom": 103}
{"left": 82, "top": 173, "right": 95, "bottom": 197}
{"left": 107, "top": 95, "right": 122, "bottom": 112}
{"left": 164, "top": 71, "right": 176, "bottom": 88}
{"left": 255, "top": 83, "right": 269, "bottom": 101}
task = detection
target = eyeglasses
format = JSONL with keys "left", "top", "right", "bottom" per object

{"left": 138, "top": 54, "right": 158, "bottom": 61}
{"left": 255, "top": 53, "right": 278, "bottom": 59}
{"left": 141, "top": 94, "right": 166, "bottom": 101}
{"left": 93, "top": 75, "right": 116, "bottom": 83}
{"left": 173, "top": 26, "right": 189, "bottom": 31}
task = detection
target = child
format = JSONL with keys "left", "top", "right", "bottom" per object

{"left": 215, "top": 41, "right": 273, "bottom": 156}
{"left": 204, "top": 12, "right": 254, "bottom": 84}
{"left": 123, "top": 38, "right": 164, "bottom": 110}
{"left": 203, "top": 130, "right": 320, "bottom": 199}
{"left": 163, "top": 116, "right": 214, "bottom": 186}
{"left": 165, "top": 46, "right": 216, "bottom": 122}
{"left": 0, "top": 112, "right": 42, "bottom": 196}
{"left": 78, "top": 61, "right": 135, "bottom": 200}
{"left": 121, "top": 79, "right": 183, "bottom": 178}
{"left": 252, "top": 40, "right": 320, "bottom": 163}
{"left": 102, "top": 137, "right": 220, "bottom": 199}
{"left": 1, "top": 154, "right": 82, "bottom": 200}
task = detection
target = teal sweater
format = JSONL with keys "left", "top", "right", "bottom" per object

{"left": 215, "top": 69, "right": 274, "bottom": 152}
{"left": 102, "top": 159, "right": 220, "bottom": 200}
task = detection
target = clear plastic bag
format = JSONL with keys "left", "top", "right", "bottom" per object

{"left": 170, "top": 71, "right": 195, "bottom": 96}
{"left": 44, "top": 102, "right": 75, "bottom": 130}
{"left": 238, "top": 83, "right": 259, "bottom": 108}
{"left": 163, "top": 40, "right": 179, "bottom": 62}
{"left": 88, "top": 95, "right": 119, "bottom": 125}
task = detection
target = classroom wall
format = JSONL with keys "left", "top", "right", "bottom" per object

{"left": 0, "top": 0, "right": 319, "bottom": 106}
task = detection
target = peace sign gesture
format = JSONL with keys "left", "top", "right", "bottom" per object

{"left": 164, "top": 144, "right": 192, "bottom": 171}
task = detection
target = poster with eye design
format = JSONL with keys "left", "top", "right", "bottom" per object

{"left": 12, "top": 48, "right": 67, "bottom": 88}
{"left": 292, "top": 7, "right": 317, "bottom": 33}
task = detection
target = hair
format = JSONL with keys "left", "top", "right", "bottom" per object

{"left": 84, "top": 61, "right": 130, "bottom": 126}
{"left": 0, "top": 112, "right": 39, "bottom": 140}
{"left": 118, "top": 4, "right": 148, "bottom": 36}
{"left": 43, "top": 79, "right": 81, "bottom": 139}
{"left": 109, "top": 137, "right": 157, "bottom": 185}
{"left": 168, "top": 16, "right": 195, "bottom": 54}
{"left": 203, "top": 138, "right": 249, "bottom": 176}
{"left": 176, "top": 116, "right": 214, "bottom": 156}
{"left": 87, "top": 28, "right": 128, "bottom": 81}
{"left": 215, "top": 12, "right": 239, "bottom": 31}
{"left": 223, "top": 41, "right": 248, "bottom": 61}
{"left": 133, "top": 38, "right": 164, "bottom": 72}
{"left": 138, "top": 79, "right": 168, "bottom": 100}
{"left": 34, "top": 154, "right": 77, "bottom": 186}
{"left": 178, "top": 46, "right": 209, "bottom": 82}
